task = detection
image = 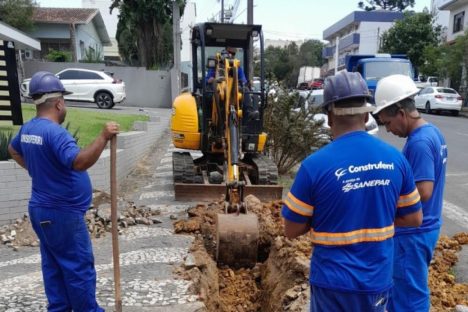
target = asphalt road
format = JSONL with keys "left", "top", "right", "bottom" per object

{"left": 377, "top": 111, "right": 468, "bottom": 237}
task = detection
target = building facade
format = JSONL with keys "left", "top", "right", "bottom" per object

{"left": 82, "top": 0, "right": 120, "bottom": 60}
{"left": 438, "top": 0, "right": 468, "bottom": 42}
{"left": 322, "top": 11, "right": 404, "bottom": 75}
{"left": 27, "top": 7, "right": 111, "bottom": 62}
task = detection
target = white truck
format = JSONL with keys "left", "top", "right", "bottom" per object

{"left": 415, "top": 75, "right": 438, "bottom": 88}
{"left": 297, "top": 66, "right": 321, "bottom": 89}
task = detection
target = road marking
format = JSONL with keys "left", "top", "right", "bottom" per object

{"left": 446, "top": 172, "right": 468, "bottom": 177}
{"left": 455, "top": 131, "right": 468, "bottom": 137}
{"left": 443, "top": 200, "right": 468, "bottom": 230}
{"left": 139, "top": 191, "right": 175, "bottom": 200}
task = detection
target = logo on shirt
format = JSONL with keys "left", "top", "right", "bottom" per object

{"left": 21, "top": 134, "right": 43, "bottom": 145}
{"left": 342, "top": 179, "right": 390, "bottom": 192}
{"left": 335, "top": 168, "right": 348, "bottom": 180}
{"left": 335, "top": 161, "right": 394, "bottom": 181}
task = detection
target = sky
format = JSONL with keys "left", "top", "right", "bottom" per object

{"left": 37, "top": 0, "right": 433, "bottom": 41}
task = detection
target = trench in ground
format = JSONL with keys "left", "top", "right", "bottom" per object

{"left": 173, "top": 195, "right": 468, "bottom": 312}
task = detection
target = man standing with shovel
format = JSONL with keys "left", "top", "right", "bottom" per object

{"left": 8, "top": 71, "right": 119, "bottom": 311}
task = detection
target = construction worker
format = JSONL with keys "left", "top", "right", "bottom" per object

{"left": 206, "top": 46, "right": 259, "bottom": 120}
{"left": 282, "top": 71, "right": 423, "bottom": 312}
{"left": 8, "top": 71, "right": 119, "bottom": 311}
{"left": 206, "top": 46, "right": 248, "bottom": 85}
{"left": 374, "top": 74, "right": 447, "bottom": 312}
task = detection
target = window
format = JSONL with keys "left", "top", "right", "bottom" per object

{"left": 58, "top": 70, "right": 80, "bottom": 80}
{"left": 79, "top": 71, "right": 103, "bottom": 80}
{"left": 40, "top": 39, "right": 71, "bottom": 59}
{"left": 453, "top": 11, "right": 465, "bottom": 33}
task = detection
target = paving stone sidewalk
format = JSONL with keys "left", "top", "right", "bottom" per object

{"left": 0, "top": 108, "right": 206, "bottom": 312}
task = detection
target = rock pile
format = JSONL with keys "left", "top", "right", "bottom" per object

{"left": 0, "top": 190, "right": 162, "bottom": 249}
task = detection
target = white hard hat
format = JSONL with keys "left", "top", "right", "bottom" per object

{"left": 374, "top": 74, "right": 419, "bottom": 114}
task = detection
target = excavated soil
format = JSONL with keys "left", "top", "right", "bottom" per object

{"left": 174, "top": 195, "right": 468, "bottom": 312}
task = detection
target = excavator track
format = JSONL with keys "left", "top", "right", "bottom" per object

{"left": 251, "top": 154, "right": 279, "bottom": 185}
{"left": 172, "top": 152, "right": 202, "bottom": 184}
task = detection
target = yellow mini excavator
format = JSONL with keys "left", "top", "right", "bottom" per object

{"left": 171, "top": 23, "right": 282, "bottom": 268}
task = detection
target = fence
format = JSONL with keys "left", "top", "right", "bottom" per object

{"left": 22, "top": 61, "right": 172, "bottom": 108}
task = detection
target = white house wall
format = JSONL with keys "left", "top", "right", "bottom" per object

{"left": 28, "top": 24, "right": 71, "bottom": 39}
{"left": 76, "top": 22, "right": 103, "bottom": 59}
{"left": 358, "top": 22, "right": 394, "bottom": 54}
{"left": 446, "top": 4, "right": 468, "bottom": 42}
{"left": 181, "top": 2, "right": 196, "bottom": 63}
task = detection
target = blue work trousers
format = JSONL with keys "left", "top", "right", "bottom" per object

{"left": 310, "top": 285, "right": 389, "bottom": 312}
{"left": 388, "top": 229, "right": 440, "bottom": 312}
{"left": 29, "top": 207, "right": 104, "bottom": 312}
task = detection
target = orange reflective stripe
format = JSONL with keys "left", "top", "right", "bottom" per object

{"left": 310, "top": 224, "right": 394, "bottom": 245}
{"left": 398, "top": 189, "right": 420, "bottom": 207}
{"left": 284, "top": 192, "right": 314, "bottom": 217}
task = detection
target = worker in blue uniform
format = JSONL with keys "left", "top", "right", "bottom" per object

{"left": 205, "top": 47, "right": 259, "bottom": 121}
{"left": 282, "top": 71, "right": 423, "bottom": 312}
{"left": 8, "top": 71, "right": 119, "bottom": 312}
{"left": 374, "top": 74, "right": 447, "bottom": 312}
{"left": 206, "top": 46, "right": 248, "bottom": 85}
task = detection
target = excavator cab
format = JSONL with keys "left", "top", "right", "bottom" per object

{"left": 171, "top": 23, "right": 282, "bottom": 267}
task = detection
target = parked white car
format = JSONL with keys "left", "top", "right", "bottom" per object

{"left": 295, "top": 89, "right": 379, "bottom": 136}
{"left": 21, "top": 68, "right": 126, "bottom": 109}
{"left": 414, "top": 86, "right": 462, "bottom": 116}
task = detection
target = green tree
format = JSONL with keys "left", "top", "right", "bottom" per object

{"left": 265, "top": 46, "right": 292, "bottom": 83}
{"left": 111, "top": 0, "right": 185, "bottom": 69}
{"left": 263, "top": 89, "right": 330, "bottom": 174}
{"left": 0, "top": 0, "right": 36, "bottom": 31}
{"left": 380, "top": 11, "right": 441, "bottom": 70}
{"left": 82, "top": 45, "right": 103, "bottom": 63}
{"left": 437, "top": 31, "right": 468, "bottom": 95}
{"left": 297, "top": 40, "right": 325, "bottom": 67}
{"left": 358, "top": 0, "right": 414, "bottom": 11}
{"left": 264, "top": 39, "right": 324, "bottom": 88}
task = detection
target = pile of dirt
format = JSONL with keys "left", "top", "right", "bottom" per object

{"left": 174, "top": 195, "right": 311, "bottom": 312}
{"left": 429, "top": 233, "right": 468, "bottom": 311}
{"left": 174, "top": 195, "right": 468, "bottom": 312}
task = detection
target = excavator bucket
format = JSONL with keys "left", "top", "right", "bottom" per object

{"left": 174, "top": 183, "right": 283, "bottom": 202}
{"left": 216, "top": 213, "right": 259, "bottom": 268}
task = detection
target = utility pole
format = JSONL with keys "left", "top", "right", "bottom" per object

{"left": 221, "top": 0, "right": 224, "bottom": 22}
{"left": 247, "top": 0, "right": 253, "bottom": 81}
{"left": 171, "top": 0, "right": 181, "bottom": 103}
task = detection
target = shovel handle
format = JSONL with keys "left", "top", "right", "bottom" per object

{"left": 110, "top": 135, "right": 122, "bottom": 311}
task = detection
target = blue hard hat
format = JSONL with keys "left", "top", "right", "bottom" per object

{"left": 29, "top": 71, "right": 72, "bottom": 98}
{"left": 322, "top": 71, "right": 370, "bottom": 109}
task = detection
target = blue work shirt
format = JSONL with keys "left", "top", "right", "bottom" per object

{"left": 11, "top": 117, "right": 92, "bottom": 213}
{"left": 282, "top": 131, "right": 421, "bottom": 294}
{"left": 396, "top": 123, "right": 447, "bottom": 236}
